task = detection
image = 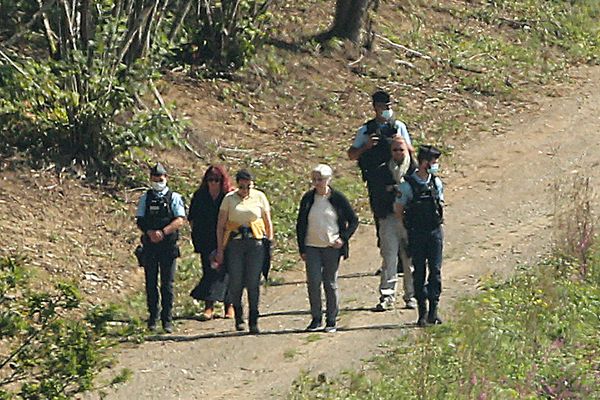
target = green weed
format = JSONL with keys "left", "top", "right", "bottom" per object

{"left": 290, "top": 253, "right": 600, "bottom": 399}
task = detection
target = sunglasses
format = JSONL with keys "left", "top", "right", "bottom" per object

{"left": 312, "top": 177, "right": 326, "bottom": 182}
{"left": 207, "top": 177, "right": 221, "bottom": 183}
{"left": 391, "top": 148, "right": 405, "bottom": 152}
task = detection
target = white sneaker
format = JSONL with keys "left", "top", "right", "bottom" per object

{"left": 324, "top": 325, "right": 337, "bottom": 333}
{"left": 375, "top": 297, "right": 394, "bottom": 312}
{"left": 405, "top": 299, "right": 417, "bottom": 309}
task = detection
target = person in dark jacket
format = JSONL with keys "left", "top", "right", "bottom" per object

{"left": 135, "top": 163, "right": 186, "bottom": 333}
{"left": 188, "top": 165, "right": 235, "bottom": 321}
{"left": 369, "top": 137, "right": 416, "bottom": 311}
{"left": 296, "top": 164, "right": 359, "bottom": 333}
{"left": 395, "top": 145, "right": 445, "bottom": 326}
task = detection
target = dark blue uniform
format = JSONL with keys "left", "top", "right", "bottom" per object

{"left": 397, "top": 171, "right": 444, "bottom": 324}
{"left": 136, "top": 188, "right": 185, "bottom": 329}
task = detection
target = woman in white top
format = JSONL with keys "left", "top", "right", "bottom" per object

{"left": 296, "top": 164, "right": 359, "bottom": 332}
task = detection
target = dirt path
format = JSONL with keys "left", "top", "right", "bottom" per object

{"left": 82, "top": 66, "right": 600, "bottom": 400}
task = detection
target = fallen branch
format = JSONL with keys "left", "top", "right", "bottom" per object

{"left": 394, "top": 59, "right": 416, "bottom": 69}
{"left": 375, "top": 33, "right": 484, "bottom": 74}
{"left": 347, "top": 54, "right": 364, "bottom": 66}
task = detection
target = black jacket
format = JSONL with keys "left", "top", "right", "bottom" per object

{"left": 368, "top": 162, "right": 397, "bottom": 219}
{"left": 188, "top": 187, "right": 225, "bottom": 254}
{"left": 296, "top": 187, "right": 359, "bottom": 259}
{"left": 368, "top": 158, "right": 417, "bottom": 219}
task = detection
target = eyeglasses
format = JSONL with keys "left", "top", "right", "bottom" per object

{"left": 312, "top": 177, "right": 326, "bottom": 182}
{"left": 238, "top": 184, "right": 251, "bottom": 190}
{"left": 207, "top": 177, "right": 221, "bottom": 183}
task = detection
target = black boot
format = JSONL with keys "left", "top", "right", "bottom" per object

{"left": 427, "top": 300, "right": 443, "bottom": 325}
{"left": 147, "top": 315, "right": 158, "bottom": 332}
{"left": 249, "top": 310, "right": 260, "bottom": 334}
{"left": 234, "top": 306, "right": 245, "bottom": 331}
{"left": 416, "top": 300, "right": 428, "bottom": 327}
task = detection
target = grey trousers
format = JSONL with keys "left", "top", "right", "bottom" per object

{"left": 305, "top": 246, "right": 341, "bottom": 325}
{"left": 379, "top": 215, "right": 414, "bottom": 302}
{"left": 225, "top": 238, "right": 264, "bottom": 319}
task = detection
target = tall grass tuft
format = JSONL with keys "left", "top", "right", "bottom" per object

{"left": 553, "top": 175, "right": 598, "bottom": 278}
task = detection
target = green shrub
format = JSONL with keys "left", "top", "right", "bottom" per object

{"left": 181, "top": 0, "right": 273, "bottom": 73}
{"left": 0, "top": 255, "right": 123, "bottom": 399}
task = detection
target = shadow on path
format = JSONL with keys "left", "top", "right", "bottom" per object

{"left": 145, "top": 322, "right": 415, "bottom": 343}
{"left": 267, "top": 271, "right": 377, "bottom": 287}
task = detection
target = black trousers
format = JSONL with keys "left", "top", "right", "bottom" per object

{"left": 144, "top": 248, "right": 177, "bottom": 323}
{"left": 409, "top": 226, "right": 444, "bottom": 302}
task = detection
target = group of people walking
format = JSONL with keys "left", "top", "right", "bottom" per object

{"left": 135, "top": 90, "right": 445, "bottom": 334}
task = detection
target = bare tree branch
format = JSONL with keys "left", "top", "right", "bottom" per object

{"left": 2, "top": 0, "right": 59, "bottom": 47}
{"left": 0, "top": 49, "right": 41, "bottom": 89}
{"left": 168, "top": 0, "right": 193, "bottom": 44}
{"left": 111, "top": 3, "right": 155, "bottom": 74}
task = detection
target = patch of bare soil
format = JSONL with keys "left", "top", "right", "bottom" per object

{"left": 0, "top": 171, "right": 144, "bottom": 303}
{"left": 75, "top": 66, "right": 600, "bottom": 400}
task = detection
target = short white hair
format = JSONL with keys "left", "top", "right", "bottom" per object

{"left": 312, "top": 164, "right": 333, "bottom": 178}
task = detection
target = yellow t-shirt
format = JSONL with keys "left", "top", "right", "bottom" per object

{"left": 220, "top": 189, "right": 270, "bottom": 228}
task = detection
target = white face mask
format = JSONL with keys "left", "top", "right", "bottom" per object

{"left": 151, "top": 180, "right": 167, "bottom": 192}
{"left": 381, "top": 109, "right": 394, "bottom": 120}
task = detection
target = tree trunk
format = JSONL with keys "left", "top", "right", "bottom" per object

{"left": 321, "top": 0, "right": 369, "bottom": 43}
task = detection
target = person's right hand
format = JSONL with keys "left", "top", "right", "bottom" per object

{"left": 300, "top": 253, "right": 306, "bottom": 261}
{"left": 366, "top": 134, "right": 378, "bottom": 149}
{"left": 215, "top": 249, "right": 224, "bottom": 265}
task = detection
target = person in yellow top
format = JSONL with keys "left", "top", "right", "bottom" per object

{"left": 215, "top": 169, "right": 273, "bottom": 334}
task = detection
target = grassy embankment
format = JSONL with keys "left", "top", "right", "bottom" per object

{"left": 290, "top": 253, "right": 599, "bottom": 399}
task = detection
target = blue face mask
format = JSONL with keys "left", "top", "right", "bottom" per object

{"left": 381, "top": 109, "right": 394, "bottom": 121}
{"left": 427, "top": 163, "right": 440, "bottom": 174}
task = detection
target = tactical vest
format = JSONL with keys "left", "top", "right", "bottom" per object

{"left": 144, "top": 190, "right": 179, "bottom": 243}
{"left": 357, "top": 119, "right": 398, "bottom": 182}
{"left": 404, "top": 175, "right": 444, "bottom": 231}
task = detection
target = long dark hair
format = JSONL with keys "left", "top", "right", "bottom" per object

{"left": 199, "top": 165, "right": 234, "bottom": 194}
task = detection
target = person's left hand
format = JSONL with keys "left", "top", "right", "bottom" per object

{"left": 331, "top": 238, "right": 344, "bottom": 249}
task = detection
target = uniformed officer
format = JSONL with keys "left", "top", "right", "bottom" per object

{"left": 347, "top": 90, "right": 415, "bottom": 254}
{"left": 394, "top": 145, "right": 445, "bottom": 326}
{"left": 135, "top": 163, "right": 186, "bottom": 333}
{"left": 347, "top": 90, "right": 414, "bottom": 181}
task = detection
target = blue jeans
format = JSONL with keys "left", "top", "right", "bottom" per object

{"left": 409, "top": 226, "right": 443, "bottom": 302}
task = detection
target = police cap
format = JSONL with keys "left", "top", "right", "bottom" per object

{"left": 418, "top": 145, "right": 442, "bottom": 160}
{"left": 150, "top": 162, "right": 168, "bottom": 176}
{"left": 372, "top": 90, "right": 391, "bottom": 104}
